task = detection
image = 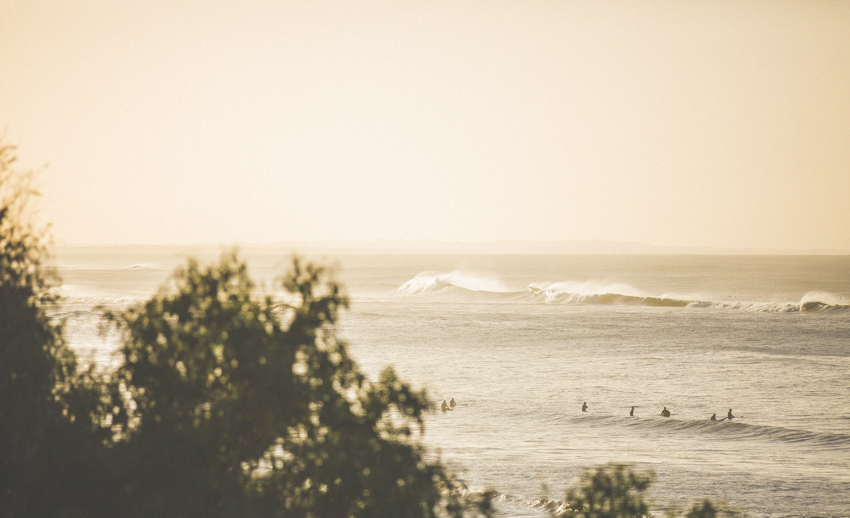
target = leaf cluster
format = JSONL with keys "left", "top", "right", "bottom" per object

{"left": 547, "top": 464, "right": 731, "bottom": 518}
{"left": 1, "top": 142, "right": 110, "bottom": 517}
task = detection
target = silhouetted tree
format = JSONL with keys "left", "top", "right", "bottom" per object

{"left": 0, "top": 142, "right": 109, "bottom": 517}
{"left": 100, "top": 253, "right": 492, "bottom": 517}
{"left": 0, "top": 139, "right": 492, "bottom": 516}
{"left": 547, "top": 464, "right": 727, "bottom": 518}
{"left": 685, "top": 500, "right": 718, "bottom": 518}
{"left": 556, "top": 464, "right": 653, "bottom": 518}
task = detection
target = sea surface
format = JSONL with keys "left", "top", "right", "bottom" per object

{"left": 50, "top": 248, "right": 850, "bottom": 517}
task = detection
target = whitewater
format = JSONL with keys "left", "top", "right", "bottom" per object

{"left": 52, "top": 250, "right": 850, "bottom": 517}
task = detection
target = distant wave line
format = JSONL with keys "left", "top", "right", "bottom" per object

{"left": 569, "top": 414, "right": 850, "bottom": 448}
{"left": 394, "top": 274, "right": 849, "bottom": 313}
{"left": 51, "top": 295, "right": 145, "bottom": 305}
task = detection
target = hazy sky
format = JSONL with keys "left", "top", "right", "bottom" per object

{"left": 2, "top": 1, "right": 849, "bottom": 250}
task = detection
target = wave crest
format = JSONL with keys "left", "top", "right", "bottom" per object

{"left": 122, "top": 263, "right": 157, "bottom": 270}
{"left": 799, "top": 291, "right": 850, "bottom": 312}
{"left": 395, "top": 274, "right": 849, "bottom": 313}
{"left": 396, "top": 271, "right": 510, "bottom": 295}
{"left": 527, "top": 282, "right": 691, "bottom": 308}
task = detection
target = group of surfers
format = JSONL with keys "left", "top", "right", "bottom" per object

{"left": 582, "top": 402, "right": 736, "bottom": 421}
{"left": 445, "top": 399, "right": 737, "bottom": 421}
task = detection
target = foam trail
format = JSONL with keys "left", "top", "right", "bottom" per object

{"left": 395, "top": 274, "right": 850, "bottom": 312}
{"left": 528, "top": 281, "right": 646, "bottom": 301}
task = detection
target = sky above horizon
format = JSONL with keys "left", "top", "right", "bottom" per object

{"left": 2, "top": 1, "right": 849, "bottom": 250}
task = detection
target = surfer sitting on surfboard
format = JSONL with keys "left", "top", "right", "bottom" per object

{"left": 661, "top": 407, "right": 671, "bottom": 417}
{"left": 630, "top": 406, "right": 635, "bottom": 417}
{"left": 441, "top": 400, "right": 452, "bottom": 412}
{"left": 450, "top": 398, "right": 456, "bottom": 408}
{"left": 582, "top": 402, "right": 588, "bottom": 412}
{"left": 727, "top": 409, "right": 735, "bottom": 420}
{"left": 710, "top": 413, "right": 716, "bottom": 421}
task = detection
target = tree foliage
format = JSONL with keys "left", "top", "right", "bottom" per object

{"left": 3, "top": 141, "right": 725, "bottom": 518}
{"left": 99, "top": 253, "right": 488, "bottom": 517}
{"left": 0, "top": 142, "right": 109, "bottom": 517}
{"left": 547, "top": 464, "right": 727, "bottom": 518}
{"left": 684, "top": 500, "right": 718, "bottom": 518}
{"left": 555, "top": 464, "right": 653, "bottom": 518}
{"left": 1, "top": 138, "right": 491, "bottom": 516}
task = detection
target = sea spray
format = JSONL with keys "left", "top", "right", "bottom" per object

{"left": 396, "top": 271, "right": 511, "bottom": 295}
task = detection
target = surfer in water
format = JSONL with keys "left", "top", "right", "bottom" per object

{"left": 441, "top": 400, "right": 452, "bottom": 412}
{"left": 582, "top": 402, "right": 588, "bottom": 412}
{"left": 630, "top": 406, "right": 635, "bottom": 417}
{"left": 661, "top": 407, "right": 671, "bottom": 417}
{"left": 727, "top": 409, "right": 735, "bottom": 420}
{"left": 449, "top": 398, "right": 456, "bottom": 408}
{"left": 710, "top": 413, "right": 716, "bottom": 421}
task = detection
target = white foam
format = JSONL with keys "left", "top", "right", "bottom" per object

{"left": 122, "top": 263, "right": 157, "bottom": 270}
{"left": 526, "top": 280, "right": 649, "bottom": 304}
{"left": 800, "top": 291, "right": 846, "bottom": 307}
{"left": 396, "top": 271, "right": 510, "bottom": 295}
{"left": 530, "top": 280, "right": 645, "bottom": 297}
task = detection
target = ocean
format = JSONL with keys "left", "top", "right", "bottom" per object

{"left": 50, "top": 248, "right": 850, "bottom": 517}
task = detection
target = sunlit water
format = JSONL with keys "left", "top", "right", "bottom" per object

{"left": 51, "top": 250, "right": 850, "bottom": 517}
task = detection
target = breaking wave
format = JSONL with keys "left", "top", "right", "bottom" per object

{"left": 527, "top": 282, "right": 690, "bottom": 308}
{"left": 49, "top": 287, "right": 142, "bottom": 306}
{"left": 396, "top": 271, "right": 511, "bottom": 295}
{"left": 58, "top": 296, "right": 143, "bottom": 306}
{"left": 529, "top": 285, "right": 849, "bottom": 312}
{"left": 122, "top": 263, "right": 157, "bottom": 270}
{"left": 395, "top": 274, "right": 849, "bottom": 313}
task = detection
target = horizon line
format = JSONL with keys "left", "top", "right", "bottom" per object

{"left": 49, "top": 239, "right": 850, "bottom": 256}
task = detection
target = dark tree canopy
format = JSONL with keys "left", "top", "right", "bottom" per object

{"left": 100, "top": 253, "right": 486, "bottom": 517}
{"left": 556, "top": 464, "right": 653, "bottom": 518}
{"left": 547, "top": 464, "right": 723, "bottom": 518}
{"left": 0, "top": 141, "right": 490, "bottom": 516}
{"left": 0, "top": 143, "right": 109, "bottom": 517}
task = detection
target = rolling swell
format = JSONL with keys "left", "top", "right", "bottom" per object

{"left": 570, "top": 414, "right": 850, "bottom": 449}
{"left": 395, "top": 273, "right": 849, "bottom": 312}
{"left": 527, "top": 287, "right": 690, "bottom": 308}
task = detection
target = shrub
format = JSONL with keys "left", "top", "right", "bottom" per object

{"left": 0, "top": 142, "right": 109, "bottom": 517}
{"left": 97, "top": 252, "right": 490, "bottom": 517}
{"left": 549, "top": 464, "right": 725, "bottom": 518}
